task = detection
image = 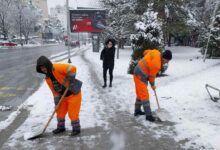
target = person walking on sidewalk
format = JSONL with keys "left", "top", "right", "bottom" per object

{"left": 100, "top": 39, "right": 116, "bottom": 88}
{"left": 36, "top": 56, "right": 82, "bottom": 136}
{"left": 133, "top": 49, "right": 172, "bottom": 122}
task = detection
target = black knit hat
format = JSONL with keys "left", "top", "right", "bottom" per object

{"left": 162, "top": 50, "right": 172, "bottom": 60}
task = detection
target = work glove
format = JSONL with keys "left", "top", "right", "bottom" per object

{"left": 151, "top": 85, "right": 156, "bottom": 90}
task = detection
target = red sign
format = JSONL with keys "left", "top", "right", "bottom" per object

{"left": 70, "top": 9, "right": 106, "bottom": 33}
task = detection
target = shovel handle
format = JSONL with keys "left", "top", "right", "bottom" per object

{"left": 153, "top": 89, "right": 161, "bottom": 110}
{"left": 42, "top": 86, "right": 69, "bottom": 134}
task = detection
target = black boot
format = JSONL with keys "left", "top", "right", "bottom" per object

{"left": 53, "top": 119, "right": 66, "bottom": 134}
{"left": 134, "top": 110, "right": 145, "bottom": 116}
{"left": 52, "top": 128, "right": 66, "bottom": 134}
{"left": 71, "top": 120, "right": 81, "bottom": 136}
{"left": 102, "top": 83, "right": 107, "bottom": 88}
{"left": 109, "top": 82, "right": 112, "bottom": 87}
{"left": 142, "top": 101, "right": 155, "bottom": 122}
{"left": 134, "top": 99, "right": 144, "bottom": 116}
{"left": 146, "top": 115, "right": 155, "bottom": 122}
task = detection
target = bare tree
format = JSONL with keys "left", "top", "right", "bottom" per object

{"left": 21, "top": 5, "right": 40, "bottom": 44}
{"left": 0, "top": 0, "right": 12, "bottom": 39}
{"left": 11, "top": 0, "right": 26, "bottom": 45}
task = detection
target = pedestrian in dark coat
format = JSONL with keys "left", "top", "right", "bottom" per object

{"left": 100, "top": 39, "right": 116, "bottom": 88}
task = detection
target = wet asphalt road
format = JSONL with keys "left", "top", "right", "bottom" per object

{"left": 0, "top": 44, "right": 67, "bottom": 121}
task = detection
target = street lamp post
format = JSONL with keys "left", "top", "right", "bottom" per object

{"left": 66, "top": 0, "right": 71, "bottom": 63}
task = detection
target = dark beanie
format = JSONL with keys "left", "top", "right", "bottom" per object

{"left": 162, "top": 50, "right": 172, "bottom": 60}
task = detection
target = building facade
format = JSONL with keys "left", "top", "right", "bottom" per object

{"left": 30, "top": 0, "right": 49, "bottom": 19}
{"left": 50, "top": 5, "right": 67, "bottom": 31}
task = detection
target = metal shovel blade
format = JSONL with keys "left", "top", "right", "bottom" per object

{"left": 154, "top": 108, "right": 172, "bottom": 122}
{"left": 24, "top": 87, "right": 70, "bottom": 140}
{"left": 24, "top": 129, "right": 44, "bottom": 140}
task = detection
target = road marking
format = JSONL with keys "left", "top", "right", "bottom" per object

{"left": 0, "top": 87, "right": 12, "bottom": 90}
{"left": 0, "top": 93, "right": 16, "bottom": 97}
{"left": 0, "top": 86, "right": 26, "bottom": 91}
{"left": 16, "top": 87, "right": 26, "bottom": 91}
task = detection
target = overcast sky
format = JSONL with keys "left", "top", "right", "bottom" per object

{"left": 47, "top": 0, "right": 100, "bottom": 13}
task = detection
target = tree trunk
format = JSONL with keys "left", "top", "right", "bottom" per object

{"left": 24, "top": 33, "right": 29, "bottom": 44}
{"left": 118, "top": 39, "right": 124, "bottom": 49}
{"left": 2, "top": 19, "right": 7, "bottom": 40}
{"left": 117, "top": 40, "right": 120, "bottom": 59}
{"left": 168, "top": 32, "right": 172, "bottom": 47}
{"left": 19, "top": 15, "right": 23, "bottom": 46}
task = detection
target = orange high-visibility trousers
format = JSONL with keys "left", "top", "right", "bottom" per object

{"left": 133, "top": 75, "right": 149, "bottom": 101}
{"left": 56, "top": 91, "right": 82, "bottom": 122}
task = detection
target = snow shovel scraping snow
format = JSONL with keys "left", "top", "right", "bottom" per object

{"left": 153, "top": 89, "right": 171, "bottom": 122}
{"left": 25, "top": 87, "right": 69, "bottom": 140}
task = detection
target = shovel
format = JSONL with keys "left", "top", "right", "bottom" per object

{"left": 25, "top": 87, "right": 69, "bottom": 140}
{"left": 153, "top": 89, "right": 171, "bottom": 122}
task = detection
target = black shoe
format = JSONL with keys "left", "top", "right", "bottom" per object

{"left": 102, "top": 84, "right": 107, "bottom": 88}
{"left": 52, "top": 128, "right": 66, "bottom": 134}
{"left": 109, "top": 83, "right": 112, "bottom": 87}
{"left": 146, "top": 115, "right": 155, "bottom": 122}
{"left": 71, "top": 130, "right": 80, "bottom": 136}
{"left": 134, "top": 111, "right": 145, "bottom": 116}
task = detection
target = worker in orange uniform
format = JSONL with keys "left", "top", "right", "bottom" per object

{"left": 133, "top": 49, "right": 172, "bottom": 122}
{"left": 36, "top": 56, "right": 82, "bottom": 136}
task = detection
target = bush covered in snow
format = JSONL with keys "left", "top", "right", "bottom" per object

{"left": 128, "top": 9, "right": 163, "bottom": 74}
{"left": 201, "top": 13, "right": 220, "bottom": 57}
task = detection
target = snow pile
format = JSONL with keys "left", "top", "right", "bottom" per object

{"left": 0, "top": 105, "right": 13, "bottom": 111}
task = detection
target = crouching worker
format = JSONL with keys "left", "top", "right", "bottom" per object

{"left": 133, "top": 50, "right": 172, "bottom": 122}
{"left": 36, "top": 56, "right": 82, "bottom": 136}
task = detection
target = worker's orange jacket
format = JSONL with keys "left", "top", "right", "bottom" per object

{"left": 134, "top": 49, "right": 161, "bottom": 86}
{"left": 45, "top": 63, "right": 76, "bottom": 97}
{"left": 46, "top": 64, "right": 82, "bottom": 122}
{"left": 36, "top": 56, "right": 82, "bottom": 121}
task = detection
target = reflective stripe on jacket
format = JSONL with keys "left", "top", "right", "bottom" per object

{"left": 134, "top": 49, "right": 161, "bottom": 86}
{"left": 46, "top": 64, "right": 76, "bottom": 97}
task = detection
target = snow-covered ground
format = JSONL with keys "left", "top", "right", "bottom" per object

{"left": 1, "top": 46, "right": 220, "bottom": 149}
{"left": 84, "top": 46, "right": 220, "bottom": 149}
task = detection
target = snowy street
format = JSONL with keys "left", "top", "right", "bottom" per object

{"left": 0, "top": 44, "right": 67, "bottom": 122}
{"left": 1, "top": 45, "right": 220, "bottom": 150}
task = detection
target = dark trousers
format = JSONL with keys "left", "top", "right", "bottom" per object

{"left": 103, "top": 67, "right": 113, "bottom": 85}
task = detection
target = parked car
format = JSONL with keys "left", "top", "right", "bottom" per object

{"left": 0, "top": 41, "right": 17, "bottom": 47}
{"left": 65, "top": 40, "right": 80, "bottom": 47}
{"left": 71, "top": 40, "right": 80, "bottom": 47}
{"left": 43, "top": 39, "right": 57, "bottom": 44}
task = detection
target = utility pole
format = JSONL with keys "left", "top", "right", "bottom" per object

{"left": 66, "top": 0, "right": 71, "bottom": 63}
